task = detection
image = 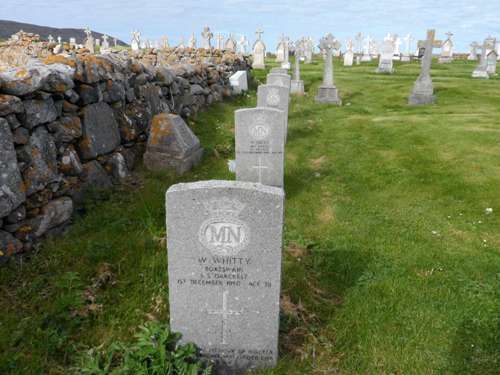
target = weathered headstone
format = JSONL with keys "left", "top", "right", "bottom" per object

{"left": 468, "top": 42, "right": 479, "bottom": 61}
{"left": 84, "top": 27, "right": 95, "bottom": 54}
{"left": 201, "top": 26, "right": 213, "bottom": 49}
{"left": 361, "top": 36, "right": 372, "bottom": 62}
{"left": 238, "top": 35, "right": 248, "bottom": 55}
{"left": 270, "top": 68, "right": 288, "bottom": 75}
{"left": 225, "top": 34, "right": 237, "bottom": 52}
{"left": 166, "top": 180, "right": 284, "bottom": 374}
{"left": 344, "top": 39, "right": 354, "bottom": 66}
{"left": 409, "top": 29, "right": 440, "bottom": 105}
{"left": 472, "top": 38, "right": 494, "bottom": 79}
{"left": 304, "top": 37, "right": 313, "bottom": 64}
{"left": 235, "top": 107, "right": 285, "bottom": 187}
{"left": 438, "top": 32, "right": 454, "bottom": 63}
{"left": 189, "top": 33, "right": 197, "bottom": 49}
{"left": 131, "top": 30, "right": 141, "bottom": 51}
{"left": 275, "top": 35, "right": 286, "bottom": 62}
{"left": 486, "top": 49, "right": 498, "bottom": 75}
{"left": 402, "top": 34, "right": 413, "bottom": 62}
{"left": 216, "top": 34, "right": 224, "bottom": 50}
{"left": 280, "top": 36, "right": 290, "bottom": 69}
{"left": 290, "top": 39, "right": 305, "bottom": 95}
{"left": 143, "top": 113, "right": 203, "bottom": 174}
{"left": 315, "top": 33, "right": 342, "bottom": 105}
{"left": 376, "top": 39, "right": 394, "bottom": 73}
{"left": 230, "top": 71, "right": 249, "bottom": 94}
{"left": 252, "top": 29, "right": 266, "bottom": 69}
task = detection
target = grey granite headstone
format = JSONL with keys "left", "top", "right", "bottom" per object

{"left": 166, "top": 180, "right": 284, "bottom": 375}
{"left": 266, "top": 73, "right": 291, "bottom": 91}
{"left": 257, "top": 84, "right": 289, "bottom": 141}
{"left": 235, "top": 107, "right": 285, "bottom": 188}
{"left": 143, "top": 113, "right": 203, "bottom": 174}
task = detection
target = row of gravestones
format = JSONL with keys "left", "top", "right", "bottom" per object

{"left": 165, "top": 69, "right": 293, "bottom": 374}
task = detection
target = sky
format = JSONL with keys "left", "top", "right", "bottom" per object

{"left": 1, "top": 0, "right": 499, "bottom": 52}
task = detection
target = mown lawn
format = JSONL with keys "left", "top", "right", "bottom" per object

{"left": 1, "top": 57, "right": 499, "bottom": 375}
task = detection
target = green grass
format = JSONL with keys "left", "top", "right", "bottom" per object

{"left": 1, "top": 58, "right": 500, "bottom": 375}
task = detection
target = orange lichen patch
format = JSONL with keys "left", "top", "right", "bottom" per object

{"left": 149, "top": 113, "right": 172, "bottom": 145}
{"left": 42, "top": 55, "right": 76, "bottom": 68}
{"left": 15, "top": 68, "right": 29, "bottom": 77}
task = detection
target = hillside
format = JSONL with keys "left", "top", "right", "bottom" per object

{"left": 0, "top": 19, "right": 127, "bottom": 45}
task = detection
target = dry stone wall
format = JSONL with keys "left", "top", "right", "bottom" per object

{"left": 0, "top": 45, "right": 251, "bottom": 261}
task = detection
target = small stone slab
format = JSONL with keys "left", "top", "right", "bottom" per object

{"left": 257, "top": 84, "right": 289, "bottom": 141}
{"left": 270, "top": 68, "right": 288, "bottom": 75}
{"left": 229, "top": 71, "right": 249, "bottom": 94}
{"left": 143, "top": 113, "right": 203, "bottom": 175}
{"left": 166, "top": 180, "right": 284, "bottom": 375}
{"left": 235, "top": 107, "right": 286, "bottom": 188}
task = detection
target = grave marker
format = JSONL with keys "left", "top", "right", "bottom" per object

{"left": 315, "top": 33, "right": 342, "bottom": 105}
{"left": 167, "top": 180, "right": 284, "bottom": 374}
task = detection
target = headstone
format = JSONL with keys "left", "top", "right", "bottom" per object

{"left": 84, "top": 27, "right": 95, "bottom": 53}
{"left": 225, "top": 34, "right": 237, "bottom": 52}
{"left": 402, "top": 34, "right": 413, "bottom": 62}
{"left": 230, "top": 71, "right": 249, "bottom": 94}
{"left": 393, "top": 35, "right": 401, "bottom": 60}
{"left": 376, "top": 40, "right": 395, "bottom": 73}
{"left": 161, "top": 36, "right": 170, "bottom": 49}
{"left": 409, "top": 29, "right": 440, "bottom": 105}
{"left": 355, "top": 32, "right": 363, "bottom": 57}
{"left": 472, "top": 38, "right": 493, "bottom": 79}
{"left": 290, "top": 39, "right": 305, "bottom": 95}
{"left": 361, "top": 36, "right": 372, "bottom": 62}
{"left": 189, "top": 33, "right": 197, "bottom": 49}
{"left": 315, "top": 33, "right": 342, "bottom": 105}
{"left": 235, "top": 108, "right": 286, "bottom": 187}
{"left": 238, "top": 35, "right": 248, "bottom": 54}
{"left": 101, "top": 34, "right": 110, "bottom": 53}
{"left": 143, "top": 113, "right": 203, "bottom": 174}
{"left": 216, "top": 34, "right": 224, "bottom": 50}
{"left": 252, "top": 29, "right": 266, "bottom": 69}
{"left": 201, "top": 26, "right": 213, "bottom": 49}
{"left": 257, "top": 84, "right": 290, "bottom": 140}
{"left": 95, "top": 38, "right": 100, "bottom": 47}
{"left": 304, "top": 37, "right": 313, "bottom": 64}
{"left": 468, "top": 42, "right": 479, "bottom": 61}
{"left": 344, "top": 39, "right": 354, "bottom": 66}
{"left": 486, "top": 49, "right": 498, "bottom": 75}
{"left": 48, "top": 34, "right": 54, "bottom": 44}
{"left": 438, "top": 32, "right": 454, "bottom": 63}
{"left": 113, "top": 37, "right": 118, "bottom": 48}
{"left": 275, "top": 35, "right": 286, "bottom": 62}
{"left": 69, "top": 37, "right": 76, "bottom": 48}
{"left": 131, "top": 30, "right": 141, "bottom": 51}
{"left": 280, "top": 36, "right": 291, "bottom": 69}
{"left": 266, "top": 73, "right": 291, "bottom": 91}
{"left": 166, "top": 180, "right": 284, "bottom": 374}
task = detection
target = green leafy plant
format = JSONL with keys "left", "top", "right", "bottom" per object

{"left": 75, "top": 321, "right": 212, "bottom": 375}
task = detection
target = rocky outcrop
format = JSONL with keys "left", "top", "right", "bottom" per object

{"left": 0, "top": 48, "right": 251, "bottom": 261}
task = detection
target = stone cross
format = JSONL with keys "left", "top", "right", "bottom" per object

{"left": 319, "top": 33, "right": 340, "bottom": 87}
{"left": 255, "top": 29, "right": 264, "bottom": 41}
{"left": 409, "top": 29, "right": 440, "bottom": 105}
{"left": 252, "top": 157, "right": 270, "bottom": 184}
{"left": 48, "top": 34, "right": 54, "bottom": 43}
{"left": 189, "top": 33, "right": 196, "bottom": 49}
{"left": 252, "top": 29, "right": 266, "bottom": 69}
{"left": 201, "top": 26, "right": 213, "bottom": 49}
{"left": 404, "top": 34, "right": 413, "bottom": 54}
{"left": 290, "top": 40, "right": 305, "bottom": 95}
{"left": 57, "top": 36, "right": 62, "bottom": 44}
{"left": 113, "top": 38, "right": 118, "bottom": 47}
{"left": 216, "top": 34, "right": 224, "bottom": 50}
{"left": 131, "top": 30, "right": 141, "bottom": 51}
{"left": 468, "top": 42, "right": 479, "bottom": 60}
{"left": 102, "top": 34, "right": 109, "bottom": 49}
{"left": 161, "top": 36, "right": 169, "bottom": 49}
{"left": 84, "top": 27, "right": 95, "bottom": 53}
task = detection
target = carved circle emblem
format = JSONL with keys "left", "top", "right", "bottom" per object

{"left": 249, "top": 113, "right": 270, "bottom": 140}
{"left": 199, "top": 217, "right": 249, "bottom": 256}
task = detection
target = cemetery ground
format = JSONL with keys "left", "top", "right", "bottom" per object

{"left": 1, "top": 58, "right": 499, "bottom": 375}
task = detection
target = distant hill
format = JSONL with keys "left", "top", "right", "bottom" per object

{"left": 0, "top": 19, "right": 128, "bottom": 46}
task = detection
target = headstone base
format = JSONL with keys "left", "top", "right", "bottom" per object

{"left": 315, "top": 85, "right": 342, "bottom": 105}
{"left": 361, "top": 54, "right": 372, "bottom": 62}
{"left": 472, "top": 69, "right": 490, "bottom": 79}
{"left": 376, "top": 66, "right": 394, "bottom": 74}
{"left": 392, "top": 55, "right": 401, "bottom": 61}
{"left": 290, "top": 80, "right": 304, "bottom": 95}
{"left": 408, "top": 93, "right": 436, "bottom": 105}
{"left": 280, "top": 62, "right": 291, "bottom": 69}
